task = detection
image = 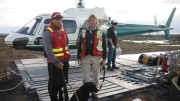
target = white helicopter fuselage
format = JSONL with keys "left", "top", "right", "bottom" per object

{"left": 5, "top": 7, "right": 109, "bottom": 50}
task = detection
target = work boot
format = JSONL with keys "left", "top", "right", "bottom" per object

{"left": 112, "top": 65, "right": 119, "bottom": 69}
{"left": 91, "top": 93, "right": 98, "bottom": 99}
{"left": 107, "top": 66, "right": 114, "bottom": 71}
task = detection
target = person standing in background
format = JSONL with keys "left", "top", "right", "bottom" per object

{"left": 107, "top": 20, "right": 119, "bottom": 71}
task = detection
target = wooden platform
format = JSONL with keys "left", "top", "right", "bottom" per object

{"left": 14, "top": 53, "right": 163, "bottom": 101}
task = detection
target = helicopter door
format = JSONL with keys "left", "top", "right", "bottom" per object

{"left": 62, "top": 20, "right": 78, "bottom": 48}
{"left": 35, "top": 19, "right": 78, "bottom": 49}
{"left": 32, "top": 18, "right": 51, "bottom": 48}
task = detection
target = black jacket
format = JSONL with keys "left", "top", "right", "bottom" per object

{"left": 107, "top": 26, "right": 117, "bottom": 46}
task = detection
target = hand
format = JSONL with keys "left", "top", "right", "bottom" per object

{"left": 78, "top": 59, "right": 82, "bottom": 64}
{"left": 112, "top": 45, "right": 115, "bottom": 48}
{"left": 56, "top": 62, "right": 64, "bottom": 69}
{"left": 101, "top": 59, "right": 106, "bottom": 67}
{"left": 116, "top": 44, "right": 119, "bottom": 48}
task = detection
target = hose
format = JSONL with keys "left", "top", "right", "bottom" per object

{"left": 0, "top": 66, "right": 29, "bottom": 92}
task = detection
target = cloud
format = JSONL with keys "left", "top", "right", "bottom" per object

{"left": 0, "top": 0, "right": 6, "bottom": 3}
{"left": 171, "top": 14, "right": 180, "bottom": 33}
{"left": 0, "top": 0, "right": 179, "bottom": 33}
{"left": 160, "top": 0, "right": 180, "bottom": 4}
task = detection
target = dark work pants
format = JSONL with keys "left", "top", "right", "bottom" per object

{"left": 47, "top": 60, "right": 69, "bottom": 101}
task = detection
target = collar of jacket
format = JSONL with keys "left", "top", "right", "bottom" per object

{"left": 87, "top": 27, "right": 99, "bottom": 33}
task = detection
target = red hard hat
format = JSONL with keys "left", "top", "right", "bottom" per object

{"left": 51, "top": 12, "right": 63, "bottom": 19}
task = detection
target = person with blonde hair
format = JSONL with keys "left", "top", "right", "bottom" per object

{"left": 77, "top": 14, "right": 106, "bottom": 99}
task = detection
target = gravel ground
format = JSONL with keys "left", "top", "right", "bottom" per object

{"left": 0, "top": 35, "right": 180, "bottom": 101}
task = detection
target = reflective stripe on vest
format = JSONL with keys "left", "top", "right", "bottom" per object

{"left": 96, "top": 31, "right": 103, "bottom": 51}
{"left": 82, "top": 30, "right": 86, "bottom": 38}
{"left": 55, "top": 53, "right": 64, "bottom": 57}
{"left": 47, "top": 27, "right": 53, "bottom": 32}
{"left": 52, "top": 47, "right": 69, "bottom": 57}
{"left": 47, "top": 27, "right": 64, "bottom": 33}
{"left": 81, "top": 31, "right": 86, "bottom": 50}
{"left": 53, "top": 48, "right": 63, "bottom": 52}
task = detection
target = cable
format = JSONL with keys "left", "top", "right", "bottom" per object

{"left": 122, "top": 70, "right": 180, "bottom": 95}
{"left": 122, "top": 71, "right": 150, "bottom": 83}
{"left": 99, "top": 66, "right": 105, "bottom": 91}
{"left": 60, "top": 65, "right": 79, "bottom": 101}
{"left": 7, "top": 67, "right": 29, "bottom": 80}
{"left": 66, "top": 81, "right": 79, "bottom": 101}
{"left": 0, "top": 66, "right": 29, "bottom": 92}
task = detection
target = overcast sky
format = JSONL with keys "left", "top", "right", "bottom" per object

{"left": 0, "top": 0, "right": 179, "bottom": 33}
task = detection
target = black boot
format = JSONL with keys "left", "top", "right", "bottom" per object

{"left": 107, "top": 66, "right": 114, "bottom": 71}
{"left": 112, "top": 65, "right": 119, "bottom": 69}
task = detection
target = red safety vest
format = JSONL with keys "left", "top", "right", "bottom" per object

{"left": 80, "top": 29, "right": 103, "bottom": 58}
{"left": 45, "top": 22, "right": 71, "bottom": 60}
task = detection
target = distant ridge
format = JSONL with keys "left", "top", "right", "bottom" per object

{"left": 0, "top": 33, "right": 9, "bottom": 37}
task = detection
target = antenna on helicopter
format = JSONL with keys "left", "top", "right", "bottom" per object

{"left": 76, "top": 0, "right": 85, "bottom": 8}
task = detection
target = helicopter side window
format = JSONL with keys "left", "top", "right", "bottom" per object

{"left": 62, "top": 20, "right": 77, "bottom": 34}
{"left": 36, "top": 19, "right": 51, "bottom": 35}
{"left": 44, "top": 19, "right": 51, "bottom": 24}
{"left": 42, "top": 19, "right": 77, "bottom": 34}
{"left": 16, "top": 16, "right": 42, "bottom": 35}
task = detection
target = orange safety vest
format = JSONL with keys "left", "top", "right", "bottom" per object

{"left": 80, "top": 29, "right": 103, "bottom": 58}
{"left": 45, "top": 22, "right": 71, "bottom": 60}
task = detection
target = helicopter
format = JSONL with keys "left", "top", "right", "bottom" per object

{"left": 5, "top": 0, "right": 176, "bottom": 54}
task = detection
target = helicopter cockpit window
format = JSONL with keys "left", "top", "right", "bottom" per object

{"left": 43, "top": 19, "right": 77, "bottom": 34}
{"left": 16, "top": 16, "right": 42, "bottom": 35}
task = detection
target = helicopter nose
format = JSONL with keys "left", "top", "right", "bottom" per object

{"left": 13, "top": 37, "right": 29, "bottom": 49}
